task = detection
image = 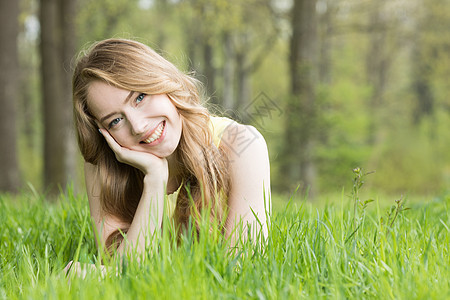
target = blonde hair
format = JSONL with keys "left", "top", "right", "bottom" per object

{"left": 72, "top": 39, "right": 230, "bottom": 252}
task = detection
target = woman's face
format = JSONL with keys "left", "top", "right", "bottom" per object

{"left": 87, "top": 81, "right": 182, "bottom": 159}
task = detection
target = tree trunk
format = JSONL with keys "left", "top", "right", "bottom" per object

{"left": 411, "top": 3, "right": 434, "bottom": 125}
{"left": 60, "top": 0, "right": 79, "bottom": 190}
{"left": 412, "top": 48, "right": 434, "bottom": 124}
{"left": 222, "top": 32, "right": 235, "bottom": 111}
{"left": 365, "top": 2, "right": 389, "bottom": 145}
{"left": 185, "top": 24, "right": 198, "bottom": 74}
{"left": 235, "top": 54, "right": 251, "bottom": 122}
{"left": 318, "top": 0, "right": 335, "bottom": 85}
{"left": 155, "top": 0, "right": 169, "bottom": 50}
{"left": 281, "top": 0, "right": 318, "bottom": 196}
{"left": 40, "top": 0, "right": 78, "bottom": 196}
{"left": 203, "top": 39, "right": 216, "bottom": 103}
{"left": 0, "top": 0, "right": 20, "bottom": 193}
{"left": 235, "top": 32, "right": 251, "bottom": 123}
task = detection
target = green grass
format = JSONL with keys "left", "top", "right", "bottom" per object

{"left": 1, "top": 187, "right": 449, "bottom": 299}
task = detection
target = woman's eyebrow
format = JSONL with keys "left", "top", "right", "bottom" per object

{"left": 99, "top": 91, "right": 135, "bottom": 123}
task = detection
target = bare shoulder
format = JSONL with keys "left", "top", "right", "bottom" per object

{"left": 220, "top": 122, "right": 268, "bottom": 160}
{"left": 219, "top": 121, "right": 270, "bottom": 199}
{"left": 219, "top": 122, "right": 271, "bottom": 240}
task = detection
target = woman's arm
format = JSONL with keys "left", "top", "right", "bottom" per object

{"left": 220, "top": 123, "right": 271, "bottom": 245}
{"left": 85, "top": 163, "right": 166, "bottom": 257}
{"left": 85, "top": 161, "right": 126, "bottom": 249}
{"left": 87, "top": 129, "right": 169, "bottom": 258}
{"left": 65, "top": 157, "right": 166, "bottom": 277}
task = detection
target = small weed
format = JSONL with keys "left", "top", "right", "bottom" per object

{"left": 346, "top": 167, "right": 375, "bottom": 243}
{"left": 347, "top": 167, "right": 410, "bottom": 243}
{"left": 381, "top": 195, "right": 410, "bottom": 230}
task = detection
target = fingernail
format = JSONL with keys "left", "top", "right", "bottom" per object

{"left": 98, "top": 129, "right": 102, "bottom": 134}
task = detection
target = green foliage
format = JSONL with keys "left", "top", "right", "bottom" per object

{"left": 368, "top": 112, "right": 450, "bottom": 194}
{"left": 12, "top": 0, "right": 450, "bottom": 195}
{"left": 1, "top": 188, "right": 449, "bottom": 299}
{"left": 315, "top": 77, "right": 373, "bottom": 192}
{"left": 76, "top": 0, "right": 138, "bottom": 43}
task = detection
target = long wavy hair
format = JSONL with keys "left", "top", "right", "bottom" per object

{"left": 72, "top": 39, "right": 230, "bottom": 252}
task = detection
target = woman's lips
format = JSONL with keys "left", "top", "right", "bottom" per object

{"left": 141, "top": 121, "right": 166, "bottom": 146}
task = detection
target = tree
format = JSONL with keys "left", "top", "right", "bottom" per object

{"left": 178, "top": 0, "right": 279, "bottom": 117}
{"left": 225, "top": 0, "right": 281, "bottom": 121}
{"left": 40, "top": 0, "right": 78, "bottom": 196}
{"left": 280, "top": 0, "right": 318, "bottom": 195}
{"left": 317, "top": 0, "right": 336, "bottom": 85}
{"left": 76, "top": 0, "right": 135, "bottom": 45}
{"left": 410, "top": 0, "right": 450, "bottom": 125}
{"left": 365, "top": 0, "right": 392, "bottom": 145}
{"left": 0, "top": 0, "right": 20, "bottom": 193}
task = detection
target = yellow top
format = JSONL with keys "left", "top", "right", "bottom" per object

{"left": 165, "top": 116, "right": 235, "bottom": 217}
{"left": 209, "top": 116, "right": 235, "bottom": 148}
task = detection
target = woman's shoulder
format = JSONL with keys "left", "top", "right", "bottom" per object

{"left": 209, "top": 116, "right": 237, "bottom": 148}
{"left": 210, "top": 116, "right": 267, "bottom": 159}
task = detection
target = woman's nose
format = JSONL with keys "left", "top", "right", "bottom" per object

{"left": 128, "top": 114, "right": 146, "bottom": 136}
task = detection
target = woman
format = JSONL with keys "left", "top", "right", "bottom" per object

{"left": 72, "top": 38, "right": 271, "bottom": 259}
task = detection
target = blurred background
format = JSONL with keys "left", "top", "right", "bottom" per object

{"left": 0, "top": 0, "right": 449, "bottom": 201}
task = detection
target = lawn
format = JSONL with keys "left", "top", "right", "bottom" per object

{"left": 1, "top": 183, "right": 449, "bottom": 299}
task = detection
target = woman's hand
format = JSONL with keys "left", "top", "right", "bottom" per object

{"left": 99, "top": 129, "right": 168, "bottom": 181}
{"left": 63, "top": 261, "right": 109, "bottom": 283}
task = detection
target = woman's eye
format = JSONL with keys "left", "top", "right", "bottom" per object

{"left": 136, "top": 93, "right": 146, "bottom": 104}
{"left": 109, "top": 117, "right": 122, "bottom": 128}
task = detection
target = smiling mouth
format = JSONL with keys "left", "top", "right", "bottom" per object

{"left": 141, "top": 121, "right": 165, "bottom": 144}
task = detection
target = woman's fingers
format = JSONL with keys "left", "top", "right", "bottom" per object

{"left": 98, "top": 129, "right": 134, "bottom": 164}
{"left": 63, "top": 261, "right": 109, "bottom": 283}
{"left": 98, "top": 129, "right": 122, "bottom": 154}
{"left": 64, "top": 260, "right": 74, "bottom": 276}
{"left": 98, "top": 128, "right": 167, "bottom": 177}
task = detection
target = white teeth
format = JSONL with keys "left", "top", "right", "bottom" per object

{"left": 143, "top": 122, "right": 165, "bottom": 144}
